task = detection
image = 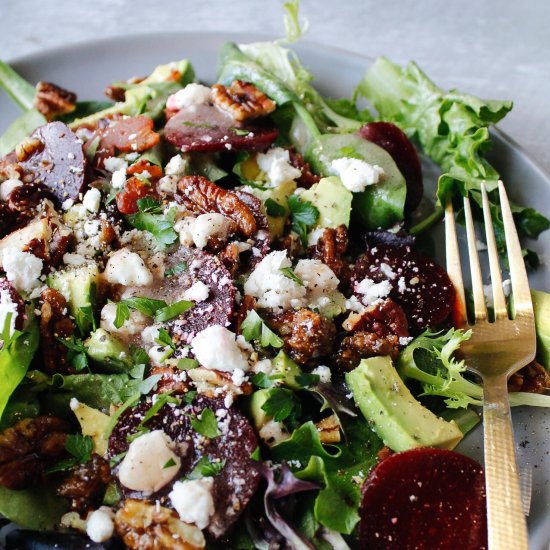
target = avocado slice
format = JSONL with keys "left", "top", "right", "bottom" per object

{"left": 306, "top": 134, "right": 407, "bottom": 230}
{"left": 249, "top": 389, "right": 272, "bottom": 430}
{"left": 271, "top": 351, "right": 303, "bottom": 390}
{"left": 47, "top": 263, "right": 99, "bottom": 334}
{"left": 300, "top": 176, "right": 353, "bottom": 229}
{"left": 71, "top": 400, "right": 110, "bottom": 456}
{"left": 84, "top": 328, "right": 131, "bottom": 373}
{"left": 346, "top": 356, "right": 463, "bottom": 452}
{"left": 532, "top": 289, "right": 550, "bottom": 369}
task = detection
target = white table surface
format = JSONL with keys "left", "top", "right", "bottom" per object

{"left": 0, "top": 0, "right": 548, "bottom": 175}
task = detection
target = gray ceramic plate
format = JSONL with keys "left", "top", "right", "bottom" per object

{"left": 1, "top": 31, "right": 549, "bottom": 548}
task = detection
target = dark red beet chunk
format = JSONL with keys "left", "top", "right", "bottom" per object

{"left": 108, "top": 395, "right": 261, "bottom": 539}
{"left": 0, "top": 278, "right": 26, "bottom": 330}
{"left": 352, "top": 245, "right": 454, "bottom": 332}
{"left": 359, "top": 448, "right": 487, "bottom": 550}
{"left": 17, "top": 122, "right": 86, "bottom": 204}
{"left": 164, "top": 104, "right": 278, "bottom": 153}
{"left": 358, "top": 122, "right": 423, "bottom": 213}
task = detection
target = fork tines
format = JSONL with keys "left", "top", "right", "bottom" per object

{"left": 445, "top": 180, "right": 535, "bottom": 325}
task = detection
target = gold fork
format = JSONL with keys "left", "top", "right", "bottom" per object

{"left": 445, "top": 181, "right": 535, "bottom": 550}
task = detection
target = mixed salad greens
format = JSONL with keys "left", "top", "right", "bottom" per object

{"left": 0, "top": 3, "right": 549, "bottom": 549}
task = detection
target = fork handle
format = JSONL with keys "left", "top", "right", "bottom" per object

{"left": 483, "top": 375, "right": 528, "bottom": 550}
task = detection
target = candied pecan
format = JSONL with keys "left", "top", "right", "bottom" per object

{"left": 39, "top": 288, "right": 76, "bottom": 374}
{"left": 220, "top": 242, "right": 240, "bottom": 276}
{"left": 57, "top": 454, "right": 112, "bottom": 512}
{"left": 508, "top": 361, "right": 550, "bottom": 394}
{"left": 235, "top": 295, "right": 256, "bottom": 334}
{"left": 266, "top": 308, "right": 336, "bottom": 365}
{"left": 343, "top": 299, "right": 409, "bottom": 339}
{"left": 276, "top": 231, "right": 302, "bottom": 260}
{"left": 48, "top": 228, "right": 74, "bottom": 267}
{"left": 15, "top": 136, "right": 44, "bottom": 162}
{"left": 212, "top": 80, "right": 275, "bottom": 122}
{"left": 115, "top": 498, "right": 205, "bottom": 550}
{"left": 312, "top": 225, "right": 349, "bottom": 281}
{"left": 288, "top": 149, "right": 320, "bottom": 189}
{"left": 335, "top": 331, "right": 400, "bottom": 371}
{"left": 315, "top": 415, "right": 341, "bottom": 444}
{"left": 104, "top": 84, "right": 127, "bottom": 102}
{"left": 177, "top": 175, "right": 256, "bottom": 238}
{"left": 99, "top": 219, "right": 118, "bottom": 247}
{"left": 6, "top": 182, "right": 56, "bottom": 214}
{"left": 34, "top": 81, "right": 77, "bottom": 120}
{"left": 0, "top": 416, "right": 69, "bottom": 489}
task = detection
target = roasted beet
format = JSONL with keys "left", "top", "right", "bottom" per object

{"left": 0, "top": 278, "right": 26, "bottom": 331}
{"left": 352, "top": 245, "right": 454, "bottom": 332}
{"left": 164, "top": 104, "right": 278, "bottom": 153}
{"left": 16, "top": 122, "right": 86, "bottom": 204}
{"left": 358, "top": 122, "right": 423, "bottom": 213}
{"left": 359, "top": 448, "right": 487, "bottom": 550}
{"left": 108, "top": 395, "right": 261, "bottom": 539}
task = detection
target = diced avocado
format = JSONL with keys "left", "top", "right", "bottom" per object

{"left": 346, "top": 356, "right": 463, "bottom": 452}
{"left": 249, "top": 389, "right": 272, "bottom": 430}
{"left": 84, "top": 329, "right": 131, "bottom": 373}
{"left": 301, "top": 176, "right": 352, "bottom": 228}
{"left": 47, "top": 264, "right": 99, "bottom": 334}
{"left": 71, "top": 400, "right": 110, "bottom": 456}
{"left": 271, "top": 351, "right": 303, "bottom": 390}
{"left": 532, "top": 289, "right": 550, "bottom": 369}
{"left": 306, "top": 134, "right": 407, "bottom": 230}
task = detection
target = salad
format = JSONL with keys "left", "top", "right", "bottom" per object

{"left": 0, "top": 5, "right": 549, "bottom": 549}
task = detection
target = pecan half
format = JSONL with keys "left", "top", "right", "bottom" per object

{"left": 57, "top": 454, "right": 112, "bottom": 512}
{"left": 39, "top": 288, "right": 76, "bottom": 374}
{"left": 336, "top": 332, "right": 400, "bottom": 371}
{"left": 315, "top": 415, "right": 341, "bottom": 444}
{"left": 288, "top": 149, "right": 320, "bottom": 189}
{"left": 177, "top": 175, "right": 256, "bottom": 238}
{"left": 212, "top": 80, "right": 276, "bottom": 122}
{"left": 15, "top": 137, "right": 44, "bottom": 162}
{"left": 115, "top": 498, "right": 205, "bottom": 550}
{"left": 266, "top": 308, "right": 336, "bottom": 365}
{"left": 508, "top": 361, "right": 550, "bottom": 394}
{"left": 0, "top": 416, "right": 69, "bottom": 489}
{"left": 312, "top": 225, "right": 349, "bottom": 281}
{"left": 34, "top": 81, "right": 77, "bottom": 120}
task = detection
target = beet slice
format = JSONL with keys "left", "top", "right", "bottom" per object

{"left": 137, "top": 247, "right": 235, "bottom": 345}
{"left": 164, "top": 104, "right": 278, "bottom": 153}
{"left": 352, "top": 245, "right": 454, "bottom": 332}
{"left": 359, "top": 448, "right": 487, "bottom": 550}
{"left": 108, "top": 395, "right": 261, "bottom": 539}
{"left": 17, "top": 121, "right": 86, "bottom": 204}
{"left": 0, "top": 278, "right": 25, "bottom": 330}
{"left": 357, "top": 122, "right": 423, "bottom": 213}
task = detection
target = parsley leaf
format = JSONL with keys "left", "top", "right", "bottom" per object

{"left": 114, "top": 302, "right": 130, "bottom": 329}
{"left": 295, "top": 373, "right": 321, "bottom": 387}
{"left": 240, "top": 310, "right": 283, "bottom": 348}
{"left": 123, "top": 297, "right": 168, "bottom": 317}
{"left": 287, "top": 194, "right": 319, "bottom": 245}
{"left": 155, "top": 328, "right": 175, "bottom": 350}
{"left": 230, "top": 127, "right": 250, "bottom": 136}
{"left": 338, "top": 145, "right": 364, "bottom": 160}
{"left": 165, "top": 262, "right": 188, "bottom": 277}
{"left": 154, "top": 300, "right": 194, "bottom": 323}
{"left": 261, "top": 388, "right": 302, "bottom": 425}
{"left": 182, "top": 121, "right": 214, "bottom": 129}
{"left": 163, "top": 457, "right": 177, "bottom": 469}
{"left": 136, "top": 196, "right": 162, "bottom": 213}
{"left": 78, "top": 305, "right": 97, "bottom": 332}
{"left": 264, "top": 198, "right": 287, "bottom": 217}
{"left": 127, "top": 200, "right": 178, "bottom": 248}
{"left": 252, "top": 372, "right": 274, "bottom": 388}
{"left": 184, "top": 390, "right": 197, "bottom": 404}
{"left": 250, "top": 447, "right": 261, "bottom": 461}
{"left": 187, "top": 456, "right": 226, "bottom": 479}
{"left": 177, "top": 358, "right": 198, "bottom": 370}
{"left": 46, "top": 434, "right": 93, "bottom": 474}
{"left": 279, "top": 267, "right": 304, "bottom": 286}
{"left": 191, "top": 408, "right": 220, "bottom": 438}
{"left": 57, "top": 335, "right": 89, "bottom": 371}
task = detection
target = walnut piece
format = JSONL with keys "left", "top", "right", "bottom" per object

{"left": 0, "top": 416, "right": 69, "bottom": 489}
{"left": 57, "top": 454, "right": 112, "bottom": 512}
{"left": 187, "top": 367, "right": 252, "bottom": 397}
{"left": 15, "top": 136, "right": 44, "bottom": 162}
{"left": 115, "top": 498, "right": 205, "bottom": 550}
{"left": 178, "top": 175, "right": 256, "bottom": 238}
{"left": 34, "top": 81, "right": 77, "bottom": 120}
{"left": 315, "top": 415, "right": 341, "bottom": 444}
{"left": 212, "top": 80, "right": 276, "bottom": 122}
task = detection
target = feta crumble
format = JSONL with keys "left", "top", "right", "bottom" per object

{"left": 191, "top": 325, "right": 249, "bottom": 372}
{"left": 175, "top": 213, "right": 233, "bottom": 250}
{"left": 86, "top": 507, "right": 115, "bottom": 543}
{"left": 355, "top": 277, "right": 392, "bottom": 306}
{"left": 166, "top": 83, "right": 212, "bottom": 110}
{"left": 82, "top": 188, "right": 101, "bottom": 213}
{"left": 311, "top": 365, "right": 332, "bottom": 384}
{"left": 183, "top": 281, "right": 209, "bottom": 303}
{"left": 169, "top": 477, "right": 215, "bottom": 529}
{"left": 0, "top": 178, "right": 22, "bottom": 201}
{"left": 1, "top": 248, "right": 43, "bottom": 293}
{"left": 103, "top": 248, "right": 154, "bottom": 286}
{"left": 256, "top": 147, "right": 301, "bottom": 187}
{"left": 330, "top": 157, "right": 385, "bottom": 192}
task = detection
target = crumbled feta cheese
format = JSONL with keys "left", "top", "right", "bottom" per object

{"left": 82, "top": 188, "right": 101, "bottom": 213}
{"left": 483, "top": 279, "right": 512, "bottom": 309}
{"left": 399, "top": 336, "right": 413, "bottom": 346}
{"left": 345, "top": 295, "right": 365, "bottom": 313}
{"left": 103, "top": 248, "right": 154, "bottom": 286}
{"left": 118, "top": 430, "right": 181, "bottom": 494}
{"left": 61, "top": 198, "right": 74, "bottom": 210}
{"left": 253, "top": 358, "right": 273, "bottom": 374}
{"left": 0, "top": 289, "right": 19, "bottom": 339}
{"left": 141, "top": 324, "right": 161, "bottom": 345}
{"left": 86, "top": 507, "right": 114, "bottom": 543}
{"left": 191, "top": 325, "right": 249, "bottom": 372}
{"left": 244, "top": 251, "right": 306, "bottom": 310}
{"left": 183, "top": 281, "right": 209, "bottom": 303}
{"left": 379, "top": 262, "right": 396, "bottom": 280}
{"left": 175, "top": 213, "right": 232, "bottom": 250}
{"left": 63, "top": 253, "right": 87, "bottom": 266}
{"left": 158, "top": 175, "right": 178, "bottom": 195}
{"left": 355, "top": 277, "right": 392, "bottom": 306}
{"left": 312, "top": 365, "right": 332, "bottom": 384}
{"left": 69, "top": 397, "right": 80, "bottom": 411}
{"left": 100, "top": 302, "right": 149, "bottom": 337}
{"left": 259, "top": 420, "right": 289, "bottom": 446}
{"left": 256, "top": 147, "right": 301, "bottom": 187}
{"left": 104, "top": 157, "right": 127, "bottom": 173}
{"left": 307, "top": 226, "right": 325, "bottom": 247}
{"left": 231, "top": 368, "right": 246, "bottom": 386}
{"left": 148, "top": 345, "right": 169, "bottom": 366}
{"left": 0, "top": 178, "right": 22, "bottom": 201}
{"left": 166, "top": 83, "right": 212, "bottom": 110}
{"left": 330, "top": 157, "right": 385, "bottom": 192}
{"left": 169, "top": 477, "right": 215, "bottom": 529}
{"left": 84, "top": 219, "right": 101, "bottom": 237}
{"left": 111, "top": 168, "right": 126, "bottom": 189}
{"left": 1, "top": 248, "right": 43, "bottom": 293}
{"left": 165, "top": 154, "right": 189, "bottom": 177}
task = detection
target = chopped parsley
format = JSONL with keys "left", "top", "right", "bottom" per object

{"left": 264, "top": 198, "right": 287, "bottom": 217}
{"left": 165, "top": 261, "right": 188, "bottom": 277}
{"left": 187, "top": 456, "right": 226, "bottom": 479}
{"left": 154, "top": 300, "right": 194, "bottom": 323}
{"left": 280, "top": 266, "right": 304, "bottom": 286}
{"left": 287, "top": 194, "right": 319, "bottom": 245}
{"left": 261, "top": 388, "right": 302, "bottom": 426}
{"left": 240, "top": 310, "right": 283, "bottom": 348}
{"left": 127, "top": 198, "right": 178, "bottom": 248}
{"left": 190, "top": 407, "right": 220, "bottom": 439}
{"left": 46, "top": 434, "right": 93, "bottom": 474}
{"left": 57, "top": 335, "right": 89, "bottom": 372}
